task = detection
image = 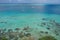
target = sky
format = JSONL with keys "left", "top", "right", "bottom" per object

{"left": 0, "top": 0, "right": 60, "bottom": 4}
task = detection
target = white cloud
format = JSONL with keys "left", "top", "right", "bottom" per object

{"left": 18, "top": 0, "right": 22, "bottom": 1}
{"left": 9, "top": 0, "right": 12, "bottom": 2}
{"left": 0, "top": 0, "right": 60, "bottom": 4}
{"left": 47, "top": 0, "right": 60, "bottom": 4}
{"left": 31, "top": 0, "right": 48, "bottom": 3}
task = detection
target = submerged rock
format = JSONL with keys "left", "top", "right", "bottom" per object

{"left": 41, "top": 22, "right": 46, "bottom": 25}
{"left": 38, "top": 36, "right": 57, "bottom": 40}
{"left": 19, "top": 31, "right": 25, "bottom": 38}
{"left": 40, "top": 31, "right": 44, "bottom": 33}
{"left": 45, "top": 32, "right": 48, "bottom": 34}
{"left": 25, "top": 33, "right": 31, "bottom": 37}
{"left": 0, "top": 22, "right": 7, "bottom": 24}
{"left": 55, "top": 23, "right": 60, "bottom": 27}
{"left": 0, "top": 36, "right": 8, "bottom": 40}
{"left": 23, "top": 27, "right": 29, "bottom": 30}
{"left": 42, "top": 18, "right": 47, "bottom": 20}
{"left": 46, "top": 27, "right": 50, "bottom": 30}
{"left": 15, "top": 28, "right": 20, "bottom": 32}
{"left": 8, "top": 29, "right": 13, "bottom": 33}
{"left": 56, "top": 33, "right": 59, "bottom": 36}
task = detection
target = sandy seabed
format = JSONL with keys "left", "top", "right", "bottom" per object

{"left": 0, "top": 13, "right": 60, "bottom": 40}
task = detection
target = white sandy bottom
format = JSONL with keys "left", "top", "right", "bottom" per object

{"left": 0, "top": 13, "right": 60, "bottom": 40}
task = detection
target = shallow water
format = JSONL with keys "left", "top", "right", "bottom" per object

{"left": 0, "top": 4, "right": 60, "bottom": 40}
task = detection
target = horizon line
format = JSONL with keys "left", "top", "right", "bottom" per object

{"left": 0, "top": 3, "right": 60, "bottom": 4}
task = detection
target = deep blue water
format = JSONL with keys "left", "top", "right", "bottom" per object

{"left": 0, "top": 4, "right": 60, "bottom": 14}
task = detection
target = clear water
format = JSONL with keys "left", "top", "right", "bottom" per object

{"left": 0, "top": 4, "right": 60, "bottom": 40}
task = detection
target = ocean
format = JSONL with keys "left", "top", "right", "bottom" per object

{"left": 0, "top": 4, "right": 60, "bottom": 40}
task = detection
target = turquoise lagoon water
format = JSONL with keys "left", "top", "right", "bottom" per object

{"left": 0, "top": 4, "right": 60, "bottom": 40}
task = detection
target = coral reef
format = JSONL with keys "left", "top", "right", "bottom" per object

{"left": 38, "top": 36, "right": 57, "bottom": 40}
{"left": 0, "top": 18, "right": 60, "bottom": 40}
